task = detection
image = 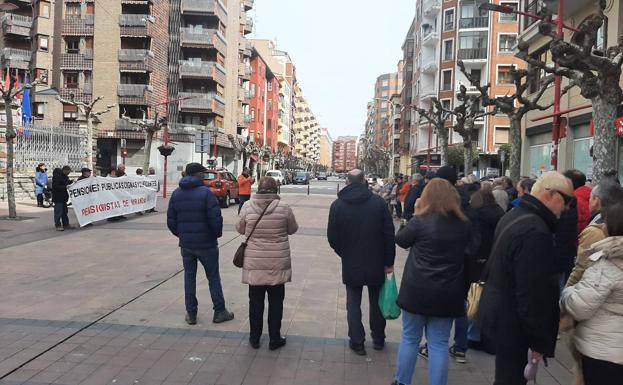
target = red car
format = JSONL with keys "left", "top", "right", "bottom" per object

{"left": 203, "top": 169, "right": 240, "bottom": 208}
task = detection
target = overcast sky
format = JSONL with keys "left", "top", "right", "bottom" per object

{"left": 252, "top": 0, "right": 415, "bottom": 140}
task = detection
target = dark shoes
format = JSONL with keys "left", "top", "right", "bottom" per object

{"left": 269, "top": 337, "right": 287, "bottom": 351}
{"left": 449, "top": 345, "right": 467, "bottom": 364}
{"left": 185, "top": 313, "right": 197, "bottom": 325}
{"left": 249, "top": 337, "right": 260, "bottom": 349}
{"left": 349, "top": 342, "right": 366, "bottom": 356}
{"left": 55, "top": 226, "right": 64, "bottom": 231}
{"left": 213, "top": 309, "right": 234, "bottom": 324}
{"left": 391, "top": 381, "right": 406, "bottom": 385}
{"left": 373, "top": 340, "right": 385, "bottom": 351}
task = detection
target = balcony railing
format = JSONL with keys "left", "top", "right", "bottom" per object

{"left": 119, "top": 14, "right": 150, "bottom": 26}
{"left": 179, "top": 91, "right": 226, "bottom": 116}
{"left": 180, "top": 0, "right": 227, "bottom": 21}
{"left": 1, "top": 48, "right": 31, "bottom": 69}
{"left": 117, "top": 84, "right": 151, "bottom": 97}
{"left": 2, "top": 14, "right": 32, "bottom": 36}
{"left": 118, "top": 49, "right": 154, "bottom": 71}
{"left": 457, "top": 47, "right": 488, "bottom": 60}
{"left": 244, "top": 18, "right": 253, "bottom": 34}
{"left": 422, "top": 0, "right": 441, "bottom": 15}
{"left": 60, "top": 50, "right": 93, "bottom": 70}
{"left": 62, "top": 15, "right": 94, "bottom": 35}
{"left": 59, "top": 87, "right": 91, "bottom": 103}
{"left": 180, "top": 27, "right": 226, "bottom": 54}
{"left": 179, "top": 60, "right": 226, "bottom": 85}
{"left": 459, "top": 16, "right": 488, "bottom": 29}
{"left": 243, "top": 0, "right": 254, "bottom": 10}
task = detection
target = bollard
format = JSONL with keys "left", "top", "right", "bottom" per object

{"left": 307, "top": 183, "right": 310, "bottom": 196}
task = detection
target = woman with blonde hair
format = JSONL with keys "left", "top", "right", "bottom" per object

{"left": 392, "top": 178, "right": 471, "bottom": 385}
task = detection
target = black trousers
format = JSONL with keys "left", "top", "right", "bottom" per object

{"left": 582, "top": 354, "right": 623, "bottom": 385}
{"left": 36, "top": 193, "right": 44, "bottom": 206}
{"left": 345, "top": 285, "right": 385, "bottom": 347}
{"left": 494, "top": 313, "right": 529, "bottom": 385}
{"left": 395, "top": 201, "right": 402, "bottom": 218}
{"left": 249, "top": 284, "right": 285, "bottom": 342}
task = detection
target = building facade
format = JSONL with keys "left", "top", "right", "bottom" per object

{"left": 333, "top": 136, "right": 358, "bottom": 173}
{"left": 319, "top": 127, "right": 333, "bottom": 170}
{"left": 248, "top": 48, "right": 279, "bottom": 151}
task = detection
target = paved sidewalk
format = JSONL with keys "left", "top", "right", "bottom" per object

{"left": 0, "top": 194, "right": 574, "bottom": 385}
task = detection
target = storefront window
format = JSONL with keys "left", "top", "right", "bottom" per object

{"left": 528, "top": 144, "right": 552, "bottom": 177}
{"left": 572, "top": 137, "right": 594, "bottom": 180}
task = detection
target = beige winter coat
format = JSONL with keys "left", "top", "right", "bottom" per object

{"left": 236, "top": 193, "right": 298, "bottom": 286}
{"left": 561, "top": 236, "right": 623, "bottom": 365}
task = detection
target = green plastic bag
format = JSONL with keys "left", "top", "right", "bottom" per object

{"left": 379, "top": 273, "right": 401, "bottom": 320}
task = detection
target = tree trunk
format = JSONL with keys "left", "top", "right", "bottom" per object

{"left": 142, "top": 129, "right": 154, "bottom": 174}
{"left": 4, "top": 99, "right": 17, "bottom": 218}
{"left": 592, "top": 97, "right": 618, "bottom": 184}
{"left": 86, "top": 116, "right": 94, "bottom": 170}
{"left": 464, "top": 140, "right": 474, "bottom": 175}
{"left": 509, "top": 115, "right": 522, "bottom": 183}
{"left": 438, "top": 126, "right": 449, "bottom": 166}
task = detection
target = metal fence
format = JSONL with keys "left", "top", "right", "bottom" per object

{"left": 14, "top": 124, "right": 86, "bottom": 173}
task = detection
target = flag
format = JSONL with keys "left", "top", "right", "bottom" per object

{"left": 4, "top": 68, "right": 10, "bottom": 91}
{"left": 22, "top": 73, "right": 32, "bottom": 138}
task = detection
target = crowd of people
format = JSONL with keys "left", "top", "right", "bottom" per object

{"left": 164, "top": 161, "right": 622, "bottom": 385}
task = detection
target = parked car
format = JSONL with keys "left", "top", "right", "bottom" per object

{"left": 317, "top": 172, "right": 327, "bottom": 180}
{"left": 292, "top": 171, "right": 310, "bottom": 185}
{"left": 266, "top": 170, "right": 285, "bottom": 185}
{"left": 203, "top": 169, "right": 240, "bottom": 208}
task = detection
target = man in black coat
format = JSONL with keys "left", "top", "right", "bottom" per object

{"left": 402, "top": 173, "right": 424, "bottom": 221}
{"left": 327, "top": 169, "right": 395, "bottom": 356}
{"left": 52, "top": 166, "right": 73, "bottom": 231}
{"left": 479, "top": 171, "right": 574, "bottom": 385}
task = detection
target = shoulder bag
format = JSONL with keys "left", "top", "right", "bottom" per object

{"left": 233, "top": 202, "right": 271, "bottom": 268}
{"left": 467, "top": 214, "right": 533, "bottom": 320}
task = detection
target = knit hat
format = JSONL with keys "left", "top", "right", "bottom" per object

{"left": 436, "top": 166, "right": 458, "bottom": 186}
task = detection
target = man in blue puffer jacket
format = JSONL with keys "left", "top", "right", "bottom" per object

{"left": 167, "top": 162, "right": 234, "bottom": 325}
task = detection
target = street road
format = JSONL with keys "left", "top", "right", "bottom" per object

{"left": 254, "top": 176, "right": 346, "bottom": 196}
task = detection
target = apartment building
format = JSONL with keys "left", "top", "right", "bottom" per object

{"left": 248, "top": 46, "right": 279, "bottom": 151}
{"left": 404, "top": 0, "right": 521, "bottom": 177}
{"left": 319, "top": 127, "right": 333, "bottom": 170}
{"left": 519, "top": 0, "right": 620, "bottom": 179}
{"left": 333, "top": 136, "right": 358, "bottom": 173}
{"left": 293, "top": 85, "right": 320, "bottom": 165}
{"left": 372, "top": 69, "right": 402, "bottom": 149}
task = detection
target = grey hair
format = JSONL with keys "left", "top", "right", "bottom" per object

{"left": 592, "top": 180, "right": 623, "bottom": 210}
{"left": 412, "top": 173, "right": 424, "bottom": 183}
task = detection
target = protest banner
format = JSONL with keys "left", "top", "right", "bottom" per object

{"left": 68, "top": 175, "right": 158, "bottom": 226}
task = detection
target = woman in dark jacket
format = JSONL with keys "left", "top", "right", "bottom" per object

{"left": 51, "top": 166, "right": 73, "bottom": 231}
{"left": 392, "top": 178, "right": 470, "bottom": 385}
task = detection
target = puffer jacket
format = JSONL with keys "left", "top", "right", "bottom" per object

{"left": 561, "top": 236, "right": 623, "bottom": 365}
{"left": 566, "top": 221, "right": 606, "bottom": 287}
{"left": 236, "top": 193, "right": 298, "bottom": 286}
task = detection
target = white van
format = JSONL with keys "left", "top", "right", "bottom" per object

{"left": 266, "top": 170, "right": 285, "bottom": 185}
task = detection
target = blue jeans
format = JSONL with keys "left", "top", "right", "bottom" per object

{"left": 53, "top": 202, "right": 69, "bottom": 227}
{"left": 395, "top": 311, "right": 453, "bottom": 385}
{"left": 181, "top": 247, "right": 225, "bottom": 315}
{"left": 453, "top": 315, "right": 468, "bottom": 353}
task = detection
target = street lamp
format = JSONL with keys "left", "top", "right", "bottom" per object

{"left": 479, "top": 2, "right": 579, "bottom": 170}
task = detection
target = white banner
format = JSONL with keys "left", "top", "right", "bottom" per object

{"left": 68, "top": 175, "right": 158, "bottom": 227}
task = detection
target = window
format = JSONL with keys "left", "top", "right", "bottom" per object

{"left": 442, "top": 70, "right": 452, "bottom": 91}
{"left": 35, "top": 68, "right": 48, "bottom": 84}
{"left": 497, "top": 65, "right": 515, "bottom": 84}
{"left": 65, "top": 3, "right": 81, "bottom": 19}
{"left": 66, "top": 38, "right": 80, "bottom": 53}
{"left": 499, "top": 34, "right": 517, "bottom": 53}
{"left": 441, "top": 99, "right": 451, "bottom": 110}
{"left": 499, "top": 2, "right": 518, "bottom": 22}
{"left": 444, "top": 9, "right": 455, "bottom": 31}
{"left": 63, "top": 104, "right": 78, "bottom": 121}
{"left": 251, "top": 108, "right": 255, "bottom": 122}
{"left": 382, "top": 80, "right": 389, "bottom": 87}
{"left": 267, "top": 99, "right": 273, "bottom": 111}
{"left": 64, "top": 72, "right": 78, "bottom": 88}
{"left": 34, "top": 102, "right": 45, "bottom": 118}
{"left": 470, "top": 68, "right": 482, "bottom": 83}
{"left": 443, "top": 39, "right": 454, "bottom": 61}
{"left": 495, "top": 127, "right": 510, "bottom": 144}
{"left": 38, "top": 35, "right": 49, "bottom": 51}
{"left": 267, "top": 81, "right": 272, "bottom": 91}
{"left": 38, "top": 1, "right": 50, "bottom": 18}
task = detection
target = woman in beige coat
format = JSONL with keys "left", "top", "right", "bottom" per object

{"left": 236, "top": 177, "right": 298, "bottom": 350}
{"left": 561, "top": 202, "right": 623, "bottom": 384}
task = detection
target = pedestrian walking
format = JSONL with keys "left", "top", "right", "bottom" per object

{"left": 561, "top": 202, "right": 623, "bottom": 384}
{"left": 237, "top": 167, "right": 255, "bottom": 214}
{"left": 35, "top": 163, "right": 48, "bottom": 207}
{"left": 236, "top": 177, "right": 298, "bottom": 350}
{"left": 391, "top": 178, "right": 471, "bottom": 385}
{"left": 52, "top": 166, "right": 74, "bottom": 231}
{"left": 77, "top": 167, "right": 91, "bottom": 181}
{"left": 398, "top": 176, "right": 411, "bottom": 218}
{"left": 167, "top": 163, "right": 234, "bottom": 325}
{"left": 328, "top": 169, "right": 395, "bottom": 356}
{"left": 478, "top": 171, "right": 574, "bottom": 385}
{"left": 563, "top": 169, "right": 592, "bottom": 235}
{"left": 394, "top": 176, "right": 406, "bottom": 218}
{"left": 403, "top": 174, "right": 425, "bottom": 221}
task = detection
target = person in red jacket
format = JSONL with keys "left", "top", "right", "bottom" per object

{"left": 564, "top": 169, "right": 592, "bottom": 235}
{"left": 237, "top": 167, "right": 255, "bottom": 214}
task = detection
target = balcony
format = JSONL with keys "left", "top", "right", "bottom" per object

{"left": 457, "top": 47, "right": 488, "bottom": 60}
{"left": 62, "top": 14, "right": 94, "bottom": 36}
{"left": 455, "top": 83, "right": 480, "bottom": 94}
{"left": 459, "top": 16, "right": 488, "bottom": 29}
{"left": 115, "top": 119, "right": 142, "bottom": 131}
{"left": 118, "top": 49, "right": 154, "bottom": 72}
{"left": 243, "top": 18, "right": 253, "bottom": 34}
{"left": 117, "top": 84, "right": 152, "bottom": 105}
{"left": 119, "top": 14, "right": 153, "bottom": 36}
{"left": 422, "top": 0, "right": 441, "bottom": 16}
{"left": 180, "top": 28, "right": 226, "bottom": 55}
{"left": 239, "top": 63, "right": 252, "bottom": 80}
{"left": 421, "top": 58, "right": 437, "bottom": 73}
{"left": 179, "top": 60, "right": 226, "bottom": 86}
{"left": 420, "top": 89, "right": 437, "bottom": 101}
{"left": 60, "top": 49, "right": 93, "bottom": 70}
{"left": 178, "top": 91, "right": 225, "bottom": 116}
{"left": 1, "top": 14, "right": 32, "bottom": 37}
{"left": 59, "top": 87, "right": 92, "bottom": 103}
{"left": 180, "top": 0, "right": 227, "bottom": 23}
{"left": 239, "top": 39, "right": 252, "bottom": 57}
{"left": 238, "top": 112, "right": 251, "bottom": 127}
{"left": 1, "top": 48, "right": 31, "bottom": 69}
{"left": 422, "top": 29, "right": 439, "bottom": 46}
{"left": 243, "top": 0, "right": 254, "bottom": 11}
